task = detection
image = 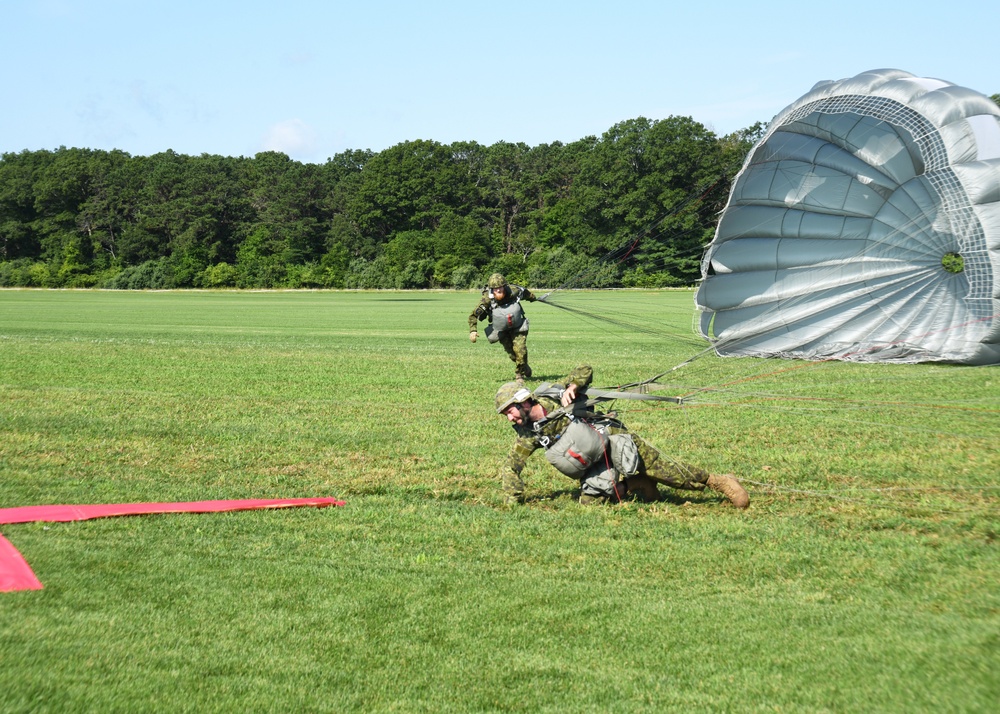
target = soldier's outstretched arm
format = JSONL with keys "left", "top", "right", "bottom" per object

{"left": 562, "top": 365, "right": 593, "bottom": 389}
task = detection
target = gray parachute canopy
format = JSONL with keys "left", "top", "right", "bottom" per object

{"left": 695, "top": 68, "right": 1000, "bottom": 365}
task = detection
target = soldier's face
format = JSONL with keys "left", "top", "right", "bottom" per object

{"left": 502, "top": 403, "right": 527, "bottom": 425}
{"left": 492, "top": 286, "right": 506, "bottom": 300}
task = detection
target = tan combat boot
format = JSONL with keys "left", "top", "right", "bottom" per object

{"left": 706, "top": 474, "right": 749, "bottom": 509}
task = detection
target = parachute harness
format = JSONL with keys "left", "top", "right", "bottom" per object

{"left": 530, "top": 384, "right": 686, "bottom": 502}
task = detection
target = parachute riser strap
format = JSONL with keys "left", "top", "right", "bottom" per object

{"left": 531, "top": 391, "right": 683, "bottom": 433}
{"left": 532, "top": 408, "right": 606, "bottom": 434}
{"left": 583, "top": 388, "right": 685, "bottom": 405}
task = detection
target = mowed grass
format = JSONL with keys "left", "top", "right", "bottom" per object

{"left": 1, "top": 289, "right": 997, "bottom": 713}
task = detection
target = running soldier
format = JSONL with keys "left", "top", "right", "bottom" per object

{"left": 469, "top": 273, "right": 537, "bottom": 381}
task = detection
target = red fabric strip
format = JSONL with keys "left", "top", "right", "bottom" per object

{"left": 0, "top": 497, "right": 345, "bottom": 592}
{"left": 0, "top": 534, "right": 44, "bottom": 592}
{"left": 0, "top": 497, "right": 345, "bottom": 525}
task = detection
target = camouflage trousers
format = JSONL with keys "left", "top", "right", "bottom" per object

{"left": 497, "top": 332, "right": 529, "bottom": 374}
{"left": 605, "top": 425, "right": 709, "bottom": 491}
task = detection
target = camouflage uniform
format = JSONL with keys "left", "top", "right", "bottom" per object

{"left": 469, "top": 278, "right": 537, "bottom": 379}
{"left": 499, "top": 365, "right": 713, "bottom": 504}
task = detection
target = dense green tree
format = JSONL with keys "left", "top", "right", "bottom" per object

{"left": 235, "top": 225, "right": 287, "bottom": 288}
{"left": 0, "top": 150, "right": 47, "bottom": 260}
{"left": 31, "top": 148, "right": 96, "bottom": 263}
{"left": 0, "top": 114, "right": 770, "bottom": 289}
{"left": 347, "top": 139, "right": 481, "bottom": 240}
{"left": 318, "top": 242, "right": 350, "bottom": 287}
{"left": 563, "top": 116, "right": 730, "bottom": 284}
{"left": 528, "top": 138, "right": 595, "bottom": 255}
{"left": 431, "top": 212, "right": 491, "bottom": 285}
{"left": 326, "top": 212, "right": 372, "bottom": 260}
{"left": 320, "top": 149, "right": 373, "bottom": 258}
{"left": 242, "top": 151, "right": 330, "bottom": 267}
{"left": 76, "top": 149, "right": 137, "bottom": 269}
{"left": 382, "top": 229, "right": 435, "bottom": 271}
{"left": 482, "top": 141, "right": 534, "bottom": 256}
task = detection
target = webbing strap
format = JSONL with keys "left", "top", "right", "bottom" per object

{"left": 531, "top": 384, "right": 683, "bottom": 433}
{"left": 583, "top": 388, "right": 683, "bottom": 404}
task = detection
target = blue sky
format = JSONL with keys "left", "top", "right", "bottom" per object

{"left": 4, "top": 0, "right": 996, "bottom": 163}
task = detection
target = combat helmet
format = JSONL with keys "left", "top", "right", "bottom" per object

{"left": 495, "top": 381, "right": 532, "bottom": 413}
{"left": 487, "top": 273, "right": 507, "bottom": 289}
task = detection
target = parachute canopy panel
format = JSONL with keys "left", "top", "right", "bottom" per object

{"left": 696, "top": 68, "right": 1000, "bottom": 364}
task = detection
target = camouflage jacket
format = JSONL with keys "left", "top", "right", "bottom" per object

{"left": 468, "top": 285, "right": 537, "bottom": 331}
{"left": 503, "top": 365, "right": 594, "bottom": 480}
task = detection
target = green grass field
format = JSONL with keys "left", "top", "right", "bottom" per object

{"left": 1, "top": 289, "right": 997, "bottom": 713}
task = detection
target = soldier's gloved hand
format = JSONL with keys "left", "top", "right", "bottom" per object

{"left": 469, "top": 331, "right": 478, "bottom": 343}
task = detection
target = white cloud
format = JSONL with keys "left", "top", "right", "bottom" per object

{"left": 259, "top": 119, "right": 319, "bottom": 159}
{"left": 76, "top": 93, "right": 135, "bottom": 146}
{"left": 129, "top": 80, "right": 166, "bottom": 122}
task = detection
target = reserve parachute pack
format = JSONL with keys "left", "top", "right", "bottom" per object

{"left": 544, "top": 420, "right": 609, "bottom": 478}
{"left": 484, "top": 289, "right": 529, "bottom": 343}
{"left": 543, "top": 421, "right": 641, "bottom": 482}
{"left": 532, "top": 382, "right": 661, "bottom": 483}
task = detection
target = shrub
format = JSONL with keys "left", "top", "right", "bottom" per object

{"left": 104, "top": 258, "right": 175, "bottom": 289}
{"left": 201, "top": 262, "right": 239, "bottom": 288}
{"left": 450, "top": 264, "right": 480, "bottom": 290}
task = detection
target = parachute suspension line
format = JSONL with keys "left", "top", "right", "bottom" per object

{"left": 632, "top": 353, "right": 1000, "bottom": 452}
{"left": 669, "top": 357, "right": 827, "bottom": 402}
{"left": 660, "top": 295, "right": 943, "bottom": 410}
{"left": 530, "top": 175, "right": 731, "bottom": 364}
{"left": 541, "top": 298, "right": 674, "bottom": 338}
{"left": 742, "top": 480, "right": 999, "bottom": 517}
{"left": 541, "top": 149, "right": 986, "bottom": 406}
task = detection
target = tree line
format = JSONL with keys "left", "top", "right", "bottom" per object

{"left": 0, "top": 116, "right": 767, "bottom": 290}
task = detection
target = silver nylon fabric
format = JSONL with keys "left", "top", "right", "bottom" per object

{"left": 695, "top": 68, "right": 1000, "bottom": 365}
